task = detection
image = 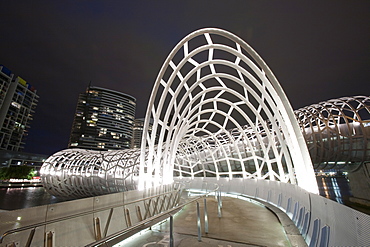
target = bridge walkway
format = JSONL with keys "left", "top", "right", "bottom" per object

{"left": 115, "top": 195, "right": 306, "bottom": 247}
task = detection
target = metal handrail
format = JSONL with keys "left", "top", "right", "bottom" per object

{"left": 0, "top": 183, "right": 183, "bottom": 244}
{"left": 85, "top": 183, "right": 220, "bottom": 247}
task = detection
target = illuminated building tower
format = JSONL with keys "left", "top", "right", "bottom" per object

{"left": 68, "top": 86, "right": 136, "bottom": 150}
{"left": 0, "top": 65, "right": 39, "bottom": 151}
{"left": 131, "top": 118, "right": 145, "bottom": 149}
{"left": 131, "top": 118, "right": 156, "bottom": 149}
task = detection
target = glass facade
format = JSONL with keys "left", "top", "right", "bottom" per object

{"left": 131, "top": 118, "right": 156, "bottom": 148}
{"left": 68, "top": 86, "right": 136, "bottom": 150}
{"left": 0, "top": 65, "right": 39, "bottom": 151}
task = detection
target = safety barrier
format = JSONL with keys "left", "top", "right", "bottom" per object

{"left": 86, "top": 183, "right": 220, "bottom": 246}
{"left": 0, "top": 183, "right": 182, "bottom": 247}
{"left": 177, "top": 177, "right": 370, "bottom": 247}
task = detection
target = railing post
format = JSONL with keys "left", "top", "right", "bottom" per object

{"left": 202, "top": 181, "right": 207, "bottom": 192}
{"left": 219, "top": 187, "right": 223, "bottom": 208}
{"left": 196, "top": 201, "right": 201, "bottom": 242}
{"left": 45, "top": 231, "right": 54, "bottom": 247}
{"left": 170, "top": 215, "right": 174, "bottom": 247}
{"left": 103, "top": 208, "right": 114, "bottom": 238}
{"left": 204, "top": 198, "right": 208, "bottom": 234}
{"left": 125, "top": 208, "right": 132, "bottom": 227}
{"left": 25, "top": 228, "right": 35, "bottom": 247}
{"left": 94, "top": 217, "right": 102, "bottom": 240}
{"left": 217, "top": 191, "right": 222, "bottom": 218}
{"left": 137, "top": 205, "right": 143, "bottom": 222}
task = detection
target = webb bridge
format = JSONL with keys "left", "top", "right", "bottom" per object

{"left": 1, "top": 28, "right": 369, "bottom": 247}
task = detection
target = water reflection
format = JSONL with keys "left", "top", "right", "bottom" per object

{"left": 0, "top": 187, "right": 67, "bottom": 210}
{"left": 0, "top": 177, "right": 354, "bottom": 211}
{"left": 316, "top": 176, "right": 352, "bottom": 204}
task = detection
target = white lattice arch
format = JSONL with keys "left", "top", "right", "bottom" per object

{"left": 295, "top": 95, "right": 370, "bottom": 170}
{"left": 140, "top": 28, "right": 318, "bottom": 193}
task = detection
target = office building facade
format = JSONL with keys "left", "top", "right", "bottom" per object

{"left": 131, "top": 118, "right": 156, "bottom": 149}
{"left": 0, "top": 65, "right": 39, "bottom": 151}
{"left": 69, "top": 86, "right": 136, "bottom": 150}
{"left": 131, "top": 118, "right": 145, "bottom": 149}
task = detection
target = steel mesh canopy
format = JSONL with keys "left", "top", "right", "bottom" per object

{"left": 139, "top": 28, "right": 317, "bottom": 193}
{"left": 295, "top": 95, "right": 370, "bottom": 171}
{"left": 41, "top": 28, "right": 343, "bottom": 198}
{"left": 41, "top": 148, "right": 140, "bottom": 198}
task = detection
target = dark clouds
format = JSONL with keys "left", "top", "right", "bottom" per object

{"left": 0, "top": 1, "right": 369, "bottom": 155}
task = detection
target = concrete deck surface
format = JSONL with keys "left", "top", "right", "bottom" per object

{"left": 117, "top": 195, "right": 306, "bottom": 247}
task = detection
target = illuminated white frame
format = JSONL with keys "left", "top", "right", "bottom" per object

{"left": 140, "top": 28, "right": 318, "bottom": 193}
{"left": 295, "top": 95, "right": 370, "bottom": 171}
{"left": 39, "top": 95, "right": 369, "bottom": 198}
{"left": 40, "top": 148, "right": 140, "bottom": 198}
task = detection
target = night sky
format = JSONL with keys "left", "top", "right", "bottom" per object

{"left": 0, "top": 1, "right": 369, "bottom": 155}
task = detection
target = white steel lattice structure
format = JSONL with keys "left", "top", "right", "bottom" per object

{"left": 139, "top": 28, "right": 317, "bottom": 193}
{"left": 41, "top": 28, "right": 327, "bottom": 198}
{"left": 41, "top": 148, "right": 140, "bottom": 198}
{"left": 295, "top": 95, "right": 370, "bottom": 171}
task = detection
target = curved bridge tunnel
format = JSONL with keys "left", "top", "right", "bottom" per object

{"left": 40, "top": 29, "right": 370, "bottom": 200}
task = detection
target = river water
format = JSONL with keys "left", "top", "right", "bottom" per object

{"left": 0, "top": 176, "right": 362, "bottom": 212}
{"left": 0, "top": 187, "right": 67, "bottom": 211}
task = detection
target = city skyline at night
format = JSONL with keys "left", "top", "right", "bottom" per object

{"left": 0, "top": 1, "right": 369, "bottom": 155}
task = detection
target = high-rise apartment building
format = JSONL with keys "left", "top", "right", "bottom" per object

{"left": 131, "top": 118, "right": 156, "bottom": 149}
{"left": 131, "top": 118, "right": 145, "bottom": 149}
{"left": 0, "top": 65, "right": 39, "bottom": 151}
{"left": 69, "top": 86, "right": 136, "bottom": 150}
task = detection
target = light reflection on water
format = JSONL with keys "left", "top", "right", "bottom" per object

{"left": 316, "top": 176, "right": 352, "bottom": 204}
{"left": 0, "top": 177, "right": 353, "bottom": 211}
{"left": 0, "top": 187, "right": 67, "bottom": 210}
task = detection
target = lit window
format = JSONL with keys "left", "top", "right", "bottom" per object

{"left": 11, "top": 102, "right": 21, "bottom": 109}
{"left": 88, "top": 90, "right": 98, "bottom": 95}
{"left": 114, "top": 114, "right": 123, "bottom": 120}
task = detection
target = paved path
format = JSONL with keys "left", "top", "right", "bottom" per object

{"left": 118, "top": 195, "right": 305, "bottom": 247}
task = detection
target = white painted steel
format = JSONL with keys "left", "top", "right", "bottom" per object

{"left": 39, "top": 94, "right": 370, "bottom": 199}
{"left": 295, "top": 95, "right": 370, "bottom": 171}
{"left": 140, "top": 28, "right": 317, "bottom": 193}
{"left": 40, "top": 29, "right": 370, "bottom": 199}
{"left": 40, "top": 148, "right": 140, "bottom": 198}
{"left": 39, "top": 28, "right": 318, "bottom": 198}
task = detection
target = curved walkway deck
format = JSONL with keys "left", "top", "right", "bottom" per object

{"left": 117, "top": 195, "right": 306, "bottom": 247}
